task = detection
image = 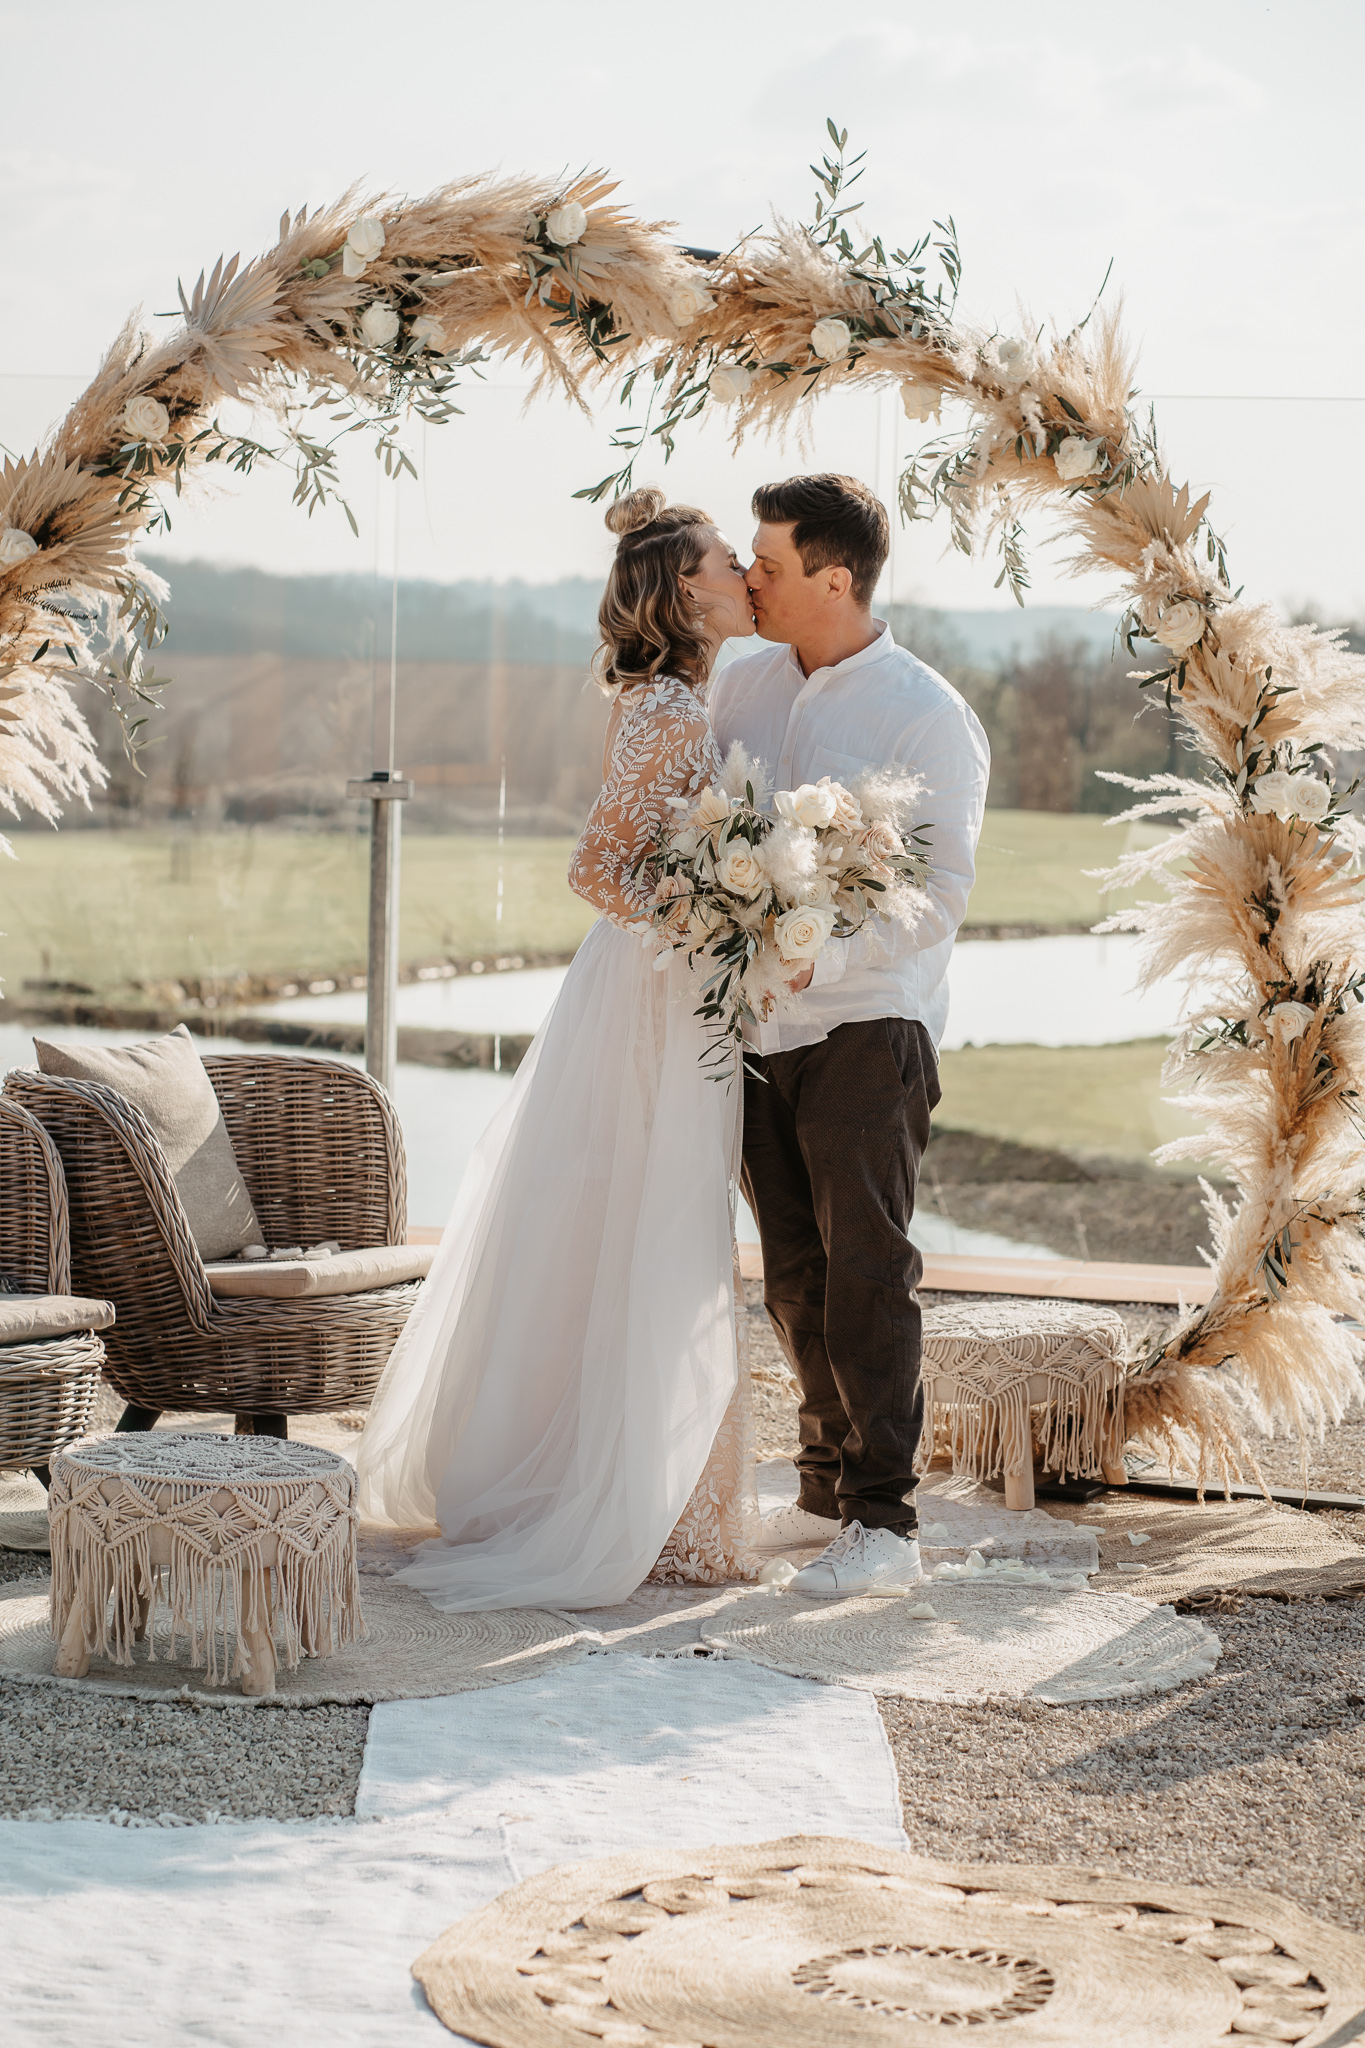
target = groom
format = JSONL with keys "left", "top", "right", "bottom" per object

{"left": 708, "top": 474, "right": 990, "bottom": 1596}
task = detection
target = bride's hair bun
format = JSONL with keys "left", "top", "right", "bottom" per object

{"left": 605, "top": 486, "right": 666, "bottom": 540}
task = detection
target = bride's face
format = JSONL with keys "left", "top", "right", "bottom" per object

{"left": 681, "top": 533, "right": 756, "bottom": 642}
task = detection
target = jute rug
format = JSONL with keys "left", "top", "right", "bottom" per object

{"left": 0, "top": 1576, "right": 589, "bottom": 1705}
{"left": 0, "top": 1507, "right": 50, "bottom": 1551}
{"left": 414, "top": 1832, "right": 1365, "bottom": 2047}
{"left": 700, "top": 1585, "right": 1220, "bottom": 1704}
{"left": 1052, "top": 1489, "right": 1365, "bottom": 1605}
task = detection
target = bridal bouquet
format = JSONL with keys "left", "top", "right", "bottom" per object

{"left": 633, "top": 745, "right": 931, "bottom": 1073}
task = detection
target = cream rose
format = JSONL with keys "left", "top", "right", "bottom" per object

{"left": 545, "top": 200, "right": 588, "bottom": 246}
{"left": 859, "top": 818, "right": 904, "bottom": 863}
{"left": 342, "top": 216, "right": 386, "bottom": 278}
{"left": 814, "top": 775, "right": 862, "bottom": 834}
{"left": 995, "top": 335, "right": 1036, "bottom": 380}
{"left": 900, "top": 380, "right": 941, "bottom": 424}
{"left": 1054, "top": 435, "right": 1103, "bottom": 482}
{"left": 359, "top": 302, "right": 400, "bottom": 350}
{"left": 1152, "top": 600, "right": 1205, "bottom": 654}
{"left": 716, "top": 841, "right": 767, "bottom": 900}
{"left": 774, "top": 903, "right": 837, "bottom": 963}
{"left": 0, "top": 528, "right": 39, "bottom": 571}
{"left": 810, "top": 316, "right": 852, "bottom": 362}
{"left": 668, "top": 277, "right": 715, "bottom": 326}
{"left": 1251, "top": 769, "right": 1331, "bottom": 823}
{"left": 775, "top": 782, "right": 839, "bottom": 829}
{"left": 709, "top": 363, "right": 753, "bottom": 404}
{"left": 1267, "top": 1000, "right": 1315, "bottom": 1041}
{"left": 409, "top": 315, "right": 447, "bottom": 352}
{"left": 122, "top": 395, "right": 170, "bottom": 443}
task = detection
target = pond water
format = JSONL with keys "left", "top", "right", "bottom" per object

{"left": 262, "top": 932, "right": 1215, "bottom": 1051}
{"left": 0, "top": 1021, "right": 1050, "bottom": 1255}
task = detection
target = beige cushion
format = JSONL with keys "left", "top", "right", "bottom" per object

{"left": 203, "top": 1243, "right": 434, "bottom": 1301}
{"left": 0, "top": 1293, "right": 115, "bottom": 1343}
{"left": 35, "top": 1025, "right": 262, "bottom": 1263}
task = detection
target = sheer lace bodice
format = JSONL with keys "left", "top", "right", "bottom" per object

{"left": 569, "top": 676, "right": 722, "bottom": 923}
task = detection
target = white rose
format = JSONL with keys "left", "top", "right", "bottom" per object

{"left": 709, "top": 363, "right": 753, "bottom": 404}
{"left": 900, "top": 380, "right": 941, "bottom": 424}
{"left": 359, "top": 302, "right": 400, "bottom": 350}
{"left": 774, "top": 903, "right": 837, "bottom": 962}
{"left": 810, "top": 316, "right": 852, "bottom": 362}
{"left": 995, "top": 336, "right": 1036, "bottom": 380}
{"left": 1054, "top": 435, "right": 1103, "bottom": 482}
{"left": 122, "top": 395, "right": 170, "bottom": 443}
{"left": 0, "top": 528, "right": 39, "bottom": 571}
{"left": 342, "top": 215, "right": 386, "bottom": 277}
{"left": 410, "top": 315, "right": 447, "bottom": 352}
{"left": 545, "top": 200, "right": 588, "bottom": 247}
{"left": 775, "top": 782, "right": 839, "bottom": 829}
{"left": 668, "top": 277, "right": 715, "bottom": 326}
{"left": 814, "top": 776, "right": 863, "bottom": 835}
{"left": 1250, "top": 769, "right": 1331, "bottom": 823}
{"left": 1267, "top": 1000, "right": 1315, "bottom": 1042}
{"left": 716, "top": 841, "right": 767, "bottom": 901}
{"left": 1152, "top": 600, "right": 1205, "bottom": 654}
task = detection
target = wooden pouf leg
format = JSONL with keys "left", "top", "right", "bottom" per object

{"left": 53, "top": 1597, "right": 92, "bottom": 1678}
{"left": 1004, "top": 1455, "right": 1036, "bottom": 1513}
{"left": 239, "top": 1564, "right": 276, "bottom": 1698}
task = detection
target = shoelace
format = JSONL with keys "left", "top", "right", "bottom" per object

{"left": 819, "top": 1520, "right": 868, "bottom": 1566}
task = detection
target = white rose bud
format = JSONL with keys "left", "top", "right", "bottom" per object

{"left": 1054, "top": 435, "right": 1103, "bottom": 482}
{"left": 810, "top": 316, "right": 852, "bottom": 362}
{"left": 996, "top": 336, "right": 1036, "bottom": 379}
{"left": 709, "top": 363, "right": 753, "bottom": 404}
{"left": 122, "top": 395, "right": 171, "bottom": 443}
{"left": 774, "top": 903, "right": 837, "bottom": 963}
{"left": 900, "top": 380, "right": 941, "bottom": 424}
{"left": 342, "top": 215, "right": 386, "bottom": 277}
{"left": 775, "top": 783, "right": 839, "bottom": 829}
{"left": 410, "top": 315, "right": 448, "bottom": 352}
{"left": 545, "top": 200, "right": 588, "bottom": 247}
{"left": 1267, "top": 1000, "right": 1315, "bottom": 1042}
{"left": 0, "top": 528, "right": 39, "bottom": 571}
{"left": 668, "top": 277, "right": 715, "bottom": 326}
{"left": 1250, "top": 769, "right": 1331, "bottom": 823}
{"left": 716, "top": 841, "right": 767, "bottom": 901}
{"left": 1152, "top": 600, "right": 1205, "bottom": 654}
{"left": 359, "top": 302, "right": 401, "bottom": 350}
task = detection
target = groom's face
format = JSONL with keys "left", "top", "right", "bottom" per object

{"left": 746, "top": 521, "right": 845, "bottom": 646}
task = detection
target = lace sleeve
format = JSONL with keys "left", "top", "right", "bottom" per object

{"left": 569, "top": 679, "right": 722, "bottom": 925}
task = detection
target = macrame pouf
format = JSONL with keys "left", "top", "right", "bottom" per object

{"left": 47, "top": 1432, "right": 362, "bottom": 1696}
{"left": 413, "top": 1834, "right": 1365, "bottom": 2046}
{"left": 921, "top": 1300, "right": 1128, "bottom": 1510}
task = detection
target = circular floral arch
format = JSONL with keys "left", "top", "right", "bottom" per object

{"left": 2, "top": 124, "right": 1361, "bottom": 1471}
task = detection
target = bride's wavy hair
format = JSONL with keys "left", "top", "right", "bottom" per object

{"left": 591, "top": 487, "right": 716, "bottom": 696}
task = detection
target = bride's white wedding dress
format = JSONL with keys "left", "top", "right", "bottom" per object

{"left": 356, "top": 675, "right": 758, "bottom": 1609}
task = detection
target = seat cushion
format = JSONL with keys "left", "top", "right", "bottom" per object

{"left": 0, "top": 1293, "right": 116, "bottom": 1342}
{"left": 203, "top": 1243, "right": 435, "bottom": 1300}
{"left": 34, "top": 1025, "right": 263, "bottom": 1262}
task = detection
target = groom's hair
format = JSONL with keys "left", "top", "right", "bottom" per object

{"left": 751, "top": 474, "right": 889, "bottom": 607}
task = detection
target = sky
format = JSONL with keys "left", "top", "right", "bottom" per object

{"left": 1, "top": 0, "right": 1362, "bottom": 618}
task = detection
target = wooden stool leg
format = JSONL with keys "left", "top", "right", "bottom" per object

{"left": 239, "top": 1565, "right": 276, "bottom": 1698}
{"left": 1101, "top": 1459, "right": 1129, "bottom": 1487}
{"left": 53, "top": 1600, "right": 92, "bottom": 1679}
{"left": 1004, "top": 1452, "right": 1036, "bottom": 1513}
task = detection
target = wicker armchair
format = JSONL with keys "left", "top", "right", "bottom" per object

{"left": 4, "top": 1053, "right": 423, "bottom": 1435}
{"left": 0, "top": 1097, "right": 110, "bottom": 1478}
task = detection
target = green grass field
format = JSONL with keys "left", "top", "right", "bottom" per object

{"left": 0, "top": 808, "right": 1165, "bottom": 997}
{"left": 936, "top": 1038, "right": 1208, "bottom": 1165}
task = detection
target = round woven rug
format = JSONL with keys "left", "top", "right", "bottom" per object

{"left": 0, "top": 1576, "right": 589, "bottom": 1705}
{"left": 414, "top": 1833, "right": 1365, "bottom": 2046}
{"left": 701, "top": 1584, "right": 1220, "bottom": 1703}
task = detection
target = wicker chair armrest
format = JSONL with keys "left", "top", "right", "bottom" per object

{"left": 3, "top": 1070, "right": 214, "bottom": 1330}
{"left": 0, "top": 1095, "right": 70, "bottom": 1293}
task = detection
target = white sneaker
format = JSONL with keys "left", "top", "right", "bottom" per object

{"left": 789, "top": 1520, "right": 922, "bottom": 1599}
{"left": 756, "top": 1501, "right": 841, "bottom": 1555}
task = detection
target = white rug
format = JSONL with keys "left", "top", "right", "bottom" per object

{"left": 0, "top": 1658, "right": 908, "bottom": 2048}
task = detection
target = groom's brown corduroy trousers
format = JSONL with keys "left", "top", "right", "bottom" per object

{"left": 741, "top": 1016, "right": 939, "bottom": 1537}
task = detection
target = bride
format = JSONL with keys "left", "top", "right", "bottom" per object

{"left": 356, "top": 488, "right": 761, "bottom": 1609}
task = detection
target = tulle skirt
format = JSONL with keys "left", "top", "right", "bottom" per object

{"left": 355, "top": 918, "right": 749, "bottom": 1610}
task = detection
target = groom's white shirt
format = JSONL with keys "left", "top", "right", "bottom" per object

{"left": 708, "top": 620, "right": 990, "bottom": 1054}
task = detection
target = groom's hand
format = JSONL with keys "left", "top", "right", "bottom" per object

{"left": 787, "top": 963, "right": 814, "bottom": 993}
